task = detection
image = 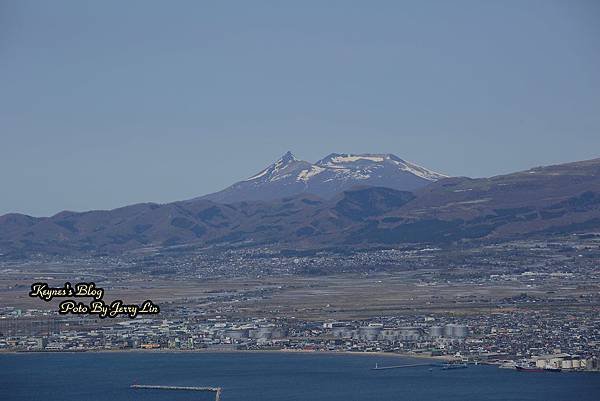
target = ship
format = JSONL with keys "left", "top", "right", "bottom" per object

{"left": 515, "top": 364, "right": 561, "bottom": 372}
{"left": 498, "top": 361, "right": 516, "bottom": 369}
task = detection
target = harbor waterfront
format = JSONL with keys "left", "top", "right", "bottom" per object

{"left": 2, "top": 352, "right": 599, "bottom": 401}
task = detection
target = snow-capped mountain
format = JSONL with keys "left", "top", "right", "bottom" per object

{"left": 2, "top": 157, "right": 599, "bottom": 255}
{"left": 200, "top": 151, "right": 447, "bottom": 203}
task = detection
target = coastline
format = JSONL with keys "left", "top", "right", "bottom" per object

{"left": 0, "top": 347, "right": 454, "bottom": 361}
{"left": 3, "top": 348, "right": 598, "bottom": 373}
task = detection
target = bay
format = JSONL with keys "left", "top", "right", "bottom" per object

{"left": 1, "top": 352, "right": 598, "bottom": 400}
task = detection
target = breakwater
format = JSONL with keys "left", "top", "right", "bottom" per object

{"left": 131, "top": 384, "right": 222, "bottom": 400}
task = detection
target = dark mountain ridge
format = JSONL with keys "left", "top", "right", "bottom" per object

{"left": 1, "top": 157, "right": 599, "bottom": 256}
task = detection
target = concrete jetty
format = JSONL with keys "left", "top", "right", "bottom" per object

{"left": 131, "top": 384, "right": 222, "bottom": 400}
{"left": 372, "top": 362, "right": 441, "bottom": 370}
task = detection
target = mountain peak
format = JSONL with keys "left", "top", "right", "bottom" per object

{"left": 277, "top": 151, "right": 298, "bottom": 164}
{"left": 202, "top": 151, "right": 448, "bottom": 203}
{"left": 243, "top": 151, "right": 307, "bottom": 182}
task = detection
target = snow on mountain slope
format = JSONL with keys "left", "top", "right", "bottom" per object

{"left": 200, "top": 151, "right": 447, "bottom": 203}
{"left": 244, "top": 151, "right": 311, "bottom": 182}
{"left": 315, "top": 153, "right": 447, "bottom": 181}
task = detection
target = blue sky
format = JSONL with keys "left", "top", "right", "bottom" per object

{"left": 2, "top": 0, "right": 599, "bottom": 216}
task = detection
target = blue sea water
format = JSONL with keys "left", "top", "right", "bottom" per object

{"left": 1, "top": 352, "right": 598, "bottom": 401}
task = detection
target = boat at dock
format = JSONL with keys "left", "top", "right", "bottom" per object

{"left": 515, "top": 364, "right": 562, "bottom": 373}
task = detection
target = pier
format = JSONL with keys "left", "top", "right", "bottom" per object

{"left": 372, "top": 362, "right": 441, "bottom": 370}
{"left": 131, "top": 384, "right": 223, "bottom": 400}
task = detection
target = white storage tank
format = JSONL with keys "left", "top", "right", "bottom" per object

{"left": 332, "top": 325, "right": 352, "bottom": 338}
{"left": 399, "top": 328, "right": 422, "bottom": 341}
{"left": 430, "top": 326, "right": 443, "bottom": 338}
{"left": 359, "top": 324, "right": 382, "bottom": 341}
{"left": 453, "top": 325, "right": 468, "bottom": 338}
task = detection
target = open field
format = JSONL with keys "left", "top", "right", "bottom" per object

{"left": 2, "top": 262, "right": 599, "bottom": 321}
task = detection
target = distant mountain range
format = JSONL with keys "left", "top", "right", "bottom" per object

{"left": 200, "top": 152, "right": 446, "bottom": 203}
{"left": 1, "top": 155, "right": 599, "bottom": 256}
